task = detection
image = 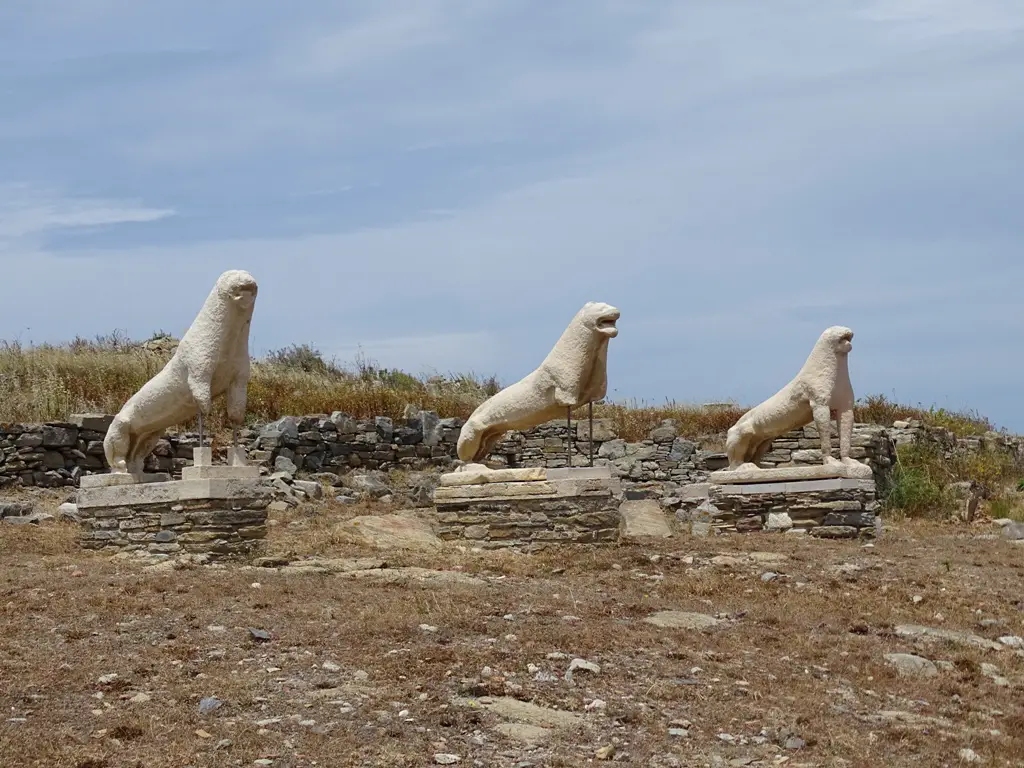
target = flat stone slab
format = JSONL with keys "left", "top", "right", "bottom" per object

{"left": 546, "top": 466, "right": 612, "bottom": 481}
{"left": 336, "top": 513, "right": 442, "bottom": 551}
{"left": 181, "top": 464, "right": 261, "bottom": 481}
{"left": 619, "top": 499, "right": 672, "bottom": 538}
{"left": 439, "top": 467, "right": 548, "bottom": 486}
{"left": 434, "top": 474, "right": 619, "bottom": 505}
{"left": 884, "top": 653, "right": 939, "bottom": 678}
{"left": 334, "top": 567, "right": 485, "bottom": 588}
{"left": 80, "top": 472, "right": 171, "bottom": 489}
{"left": 77, "top": 478, "right": 270, "bottom": 510}
{"left": 708, "top": 462, "right": 873, "bottom": 485}
{"left": 494, "top": 722, "right": 551, "bottom": 744}
{"left": 453, "top": 696, "right": 582, "bottom": 729}
{"left": 643, "top": 611, "right": 722, "bottom": 630}
{"left": 894, "top": 624, "right": 1005, "bottom": 651}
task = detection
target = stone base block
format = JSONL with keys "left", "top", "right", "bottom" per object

{"left": 181, "top": 464, "right": 261, "bottom": 481}
{"left": 80, "top": 472, "right": 172, "bottom": 489}
{"left": 708, "top": 460, "right": 873, "bottom": 485}
{"left": 433, "top": 466, "right": 622, "bottom": 547}
{"left": 76, "top": 478, "right": 272, "bottom": 559}
{"left": 679, "top": 477, "right": 878, "bottom": 538}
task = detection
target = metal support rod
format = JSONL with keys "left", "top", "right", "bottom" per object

{"left": 197, "top": 411, "right": 204, "bottom": 448}
{"left": 588, "top": 401, "right": 594, "bottom": 466}
{"left": 566, "top": 406, "right": 572, "bottom": 468}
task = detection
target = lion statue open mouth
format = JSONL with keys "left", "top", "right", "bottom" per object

{"left": 456, "top": 301, "right": 620, "bottom": 464}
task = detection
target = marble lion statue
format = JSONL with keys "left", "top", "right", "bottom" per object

{"left": 725, "top": 325, "right": 867, "bottom": 472}
{"left": 456, "top": 301, "right": 620, "bottom": 464}
{"left": 103, "top": 270, "right": 258, "bottom": 474}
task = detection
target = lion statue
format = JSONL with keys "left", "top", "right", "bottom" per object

{"left": 103, "top": 270, "right": 258, "bottom": 474}
{"left": 725, "top": 325, "right": 867, "bottom": 473}
{"left": 456, "top": 301, "right": 620, "bottom": 464}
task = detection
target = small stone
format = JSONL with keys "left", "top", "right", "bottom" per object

{"left": 912, "top": 595, "right": 924, "bottom": 604}
{"left": 760, "top": 572, "right": 779, "bottom": 583}
{"left": 248, "top": 628, "right": 271, "bottom": 643}
{"left": 195, "top": 729, "right": 213, "bottom": 739}
{"left": 784, "top": 736, "right": 806, "bottom": 750}
{"left": 765, "top": 512, "right": 793, "bottom": 531}
{"left": 353, "top": 670, "right": 369, "bottom": 681}
{"left": 129, "top": 693, "right": 151, "bottom": 704}
{"left": 322, "top": 661, "right": 341, "bottom": 672}
{"left": 569, "top": 659, "right": 598, "bottom": 675}
{"left": 419, "top": 624, "right": 438, "bottom": 633}
{"left": 668, "top": 728, "right": 689, "bottom": 738}
{"left": 998, "top": 635, "right": 1024, "bottom": 649}
{"left": 884, "top": 653, "right": 939, "bottom": 678}
{"left": 199, "top": 697, "right": 224, "bottom": 715}
{"left": 97, "top": 674, "right": 119, "bottom": 685}
{"left": 254, "top": 760, "right": 274, "bottom": 767}
{"left": 215, "top": 739, "right": 232, "bottom": 750}
{"left": 958, "top": 748, "right": 982, "bottom": 763}
{"left": 585, "top": 698, "right": 606, "bottom": 710}
{"left": 434, "top": 754, "right": 461, "bottom": 765}
{"left": 595, "top": 745, "right": 616, "bottom": 760}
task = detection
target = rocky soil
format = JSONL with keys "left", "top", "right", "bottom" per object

{"left": 1, "top": 492, "right": 1023, "bottom": 767}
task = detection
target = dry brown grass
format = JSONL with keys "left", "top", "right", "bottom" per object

{"left": 2, "top": 510, "right": 1022, "bottom": 767}
{"left": 0, "top": 336, "right": 998, "bottom": 441}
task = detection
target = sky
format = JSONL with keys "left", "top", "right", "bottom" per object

{"left": 1, "top": 1, "right": 1023, "bottom": 429}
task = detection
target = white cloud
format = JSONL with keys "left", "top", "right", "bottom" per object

{"left": 0, "top": 184, "right": 173, "bottom": 241}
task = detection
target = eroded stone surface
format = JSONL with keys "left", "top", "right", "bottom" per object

{"left": 456, "top": 301, "right": 620, "bottom": 463}
{"left": 103, "top": 270, "right": 258, "bottom": 475}
{"left": 884, "top": 653, "right": 939, "bottom": 678}
{"left": 894, "top": 624, "right": 1005, "bottom": 651}
{"left": 618, "top": 499, "right": 672, "bottom": 538}
{"left": 724, "top": 326, "right": 869, "bottom": 478}
{"left": 336, "top": 513, "right": 441, "bottom": 551}
{"left": 454, "top": 696, "right": 582, "bottom": 729}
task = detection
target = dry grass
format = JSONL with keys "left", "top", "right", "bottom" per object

{"left": 0, "top": 335, "right": 998, "bottom": 441}
{"left": 1, "top": 508, "right": 1023, "bottom": 767}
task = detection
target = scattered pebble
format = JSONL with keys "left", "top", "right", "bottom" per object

{"left": 248, "top": 628, "right": 271, "bottom": 643}
{"left": 199, "top": 697, "right": 224, "bottom": 715}
{"left": 434, "top": 754, "right": 461, "bottom": 765}
{"left": 321, "top": 661, "right": 341, "bottom": 672}
{"left": 595, "top": 744, "right": 616, "bottom": 760}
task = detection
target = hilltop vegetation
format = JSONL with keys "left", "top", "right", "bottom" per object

{"left": 0, "top": 331, "right": 998, "bottom": 442}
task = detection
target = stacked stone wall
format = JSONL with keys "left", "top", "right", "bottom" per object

{"left": 3, "top": 410, "right": 1022, "bottom": 499}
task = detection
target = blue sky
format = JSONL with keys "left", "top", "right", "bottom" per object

{"left": 2, "top": 1, "right": 1023, "bottom": 429}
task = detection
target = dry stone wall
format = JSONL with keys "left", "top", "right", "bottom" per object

{"left": 2, "top": 410, "right": 1021, "bottom": 500}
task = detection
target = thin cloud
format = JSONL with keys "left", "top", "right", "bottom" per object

{"left": 0, "top": 184, "right": 174, "bottom": 240}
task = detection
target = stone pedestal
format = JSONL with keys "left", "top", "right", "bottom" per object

{"left": 76, "top": 450, "right": 271, "bottom": 559}
{"left": 433, "top": 465, "right": 623, "bottom": 548}
{"left": 680, "top": 466, "right": 879, "bottom": 539}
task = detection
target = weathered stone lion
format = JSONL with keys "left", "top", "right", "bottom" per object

{"left": 456, "top": 301, "right": 620, "bottom": 464}
{"left": 725, "top": 325, "right": 867, "bottom": 472}
{"left": 103, "top": 270, "right": 258, "bottom": 474}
